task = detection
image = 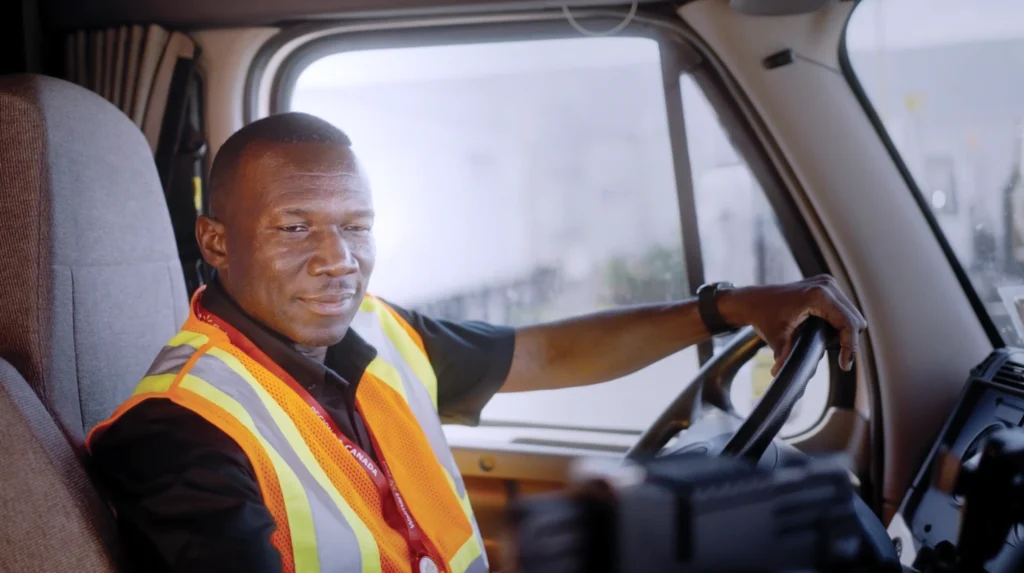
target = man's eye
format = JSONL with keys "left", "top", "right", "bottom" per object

{"left": 279, "top": 225, "right": 309, "bottom": 233}
{"left": 345, "top": 225, "right": 371, "bottom": 234}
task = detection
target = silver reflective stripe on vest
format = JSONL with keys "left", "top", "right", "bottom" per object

{"left": 462, "top": 553, "right": 488, "bottom": 573}
{"left": 143, "top": 343, "right": 199, "bottom": 377}
{"left": 350, "top": 306, "right": 488, "bottom": 572}
{"left": 184, "top": 352, "right": 366, "bottom": 573}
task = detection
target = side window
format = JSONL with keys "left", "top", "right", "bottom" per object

{"left": 288, "top": 37, "right": 827, "bottom": 439}
{"left": 845, "top": 0, "right": 1024, "bottom": 347}
{"left": 681, "top": 76, "right": 830, "bottom": 437}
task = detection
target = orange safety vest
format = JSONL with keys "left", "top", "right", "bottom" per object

{"left": 87, "top": 288, "right": 488, "bottom": 573}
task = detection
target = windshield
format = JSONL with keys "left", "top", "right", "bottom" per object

{"left": 845, "top": 0, "right": 1024, "bottom": 345}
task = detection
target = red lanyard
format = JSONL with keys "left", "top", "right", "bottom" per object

{"left": 195, "top": 300, "right": 443, "bottom": 572}
{"left": 293, "top": 380, "right": 440, "bottom": 571}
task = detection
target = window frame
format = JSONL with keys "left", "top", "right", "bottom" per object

{"left": 675, "top": 57, "right": 852, "bottom": 431}
{"left": 251, "top": 10, "right": 851, "bottom": 434}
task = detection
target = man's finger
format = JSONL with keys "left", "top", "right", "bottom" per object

{"left": 828, "top": 292, "right": 866, "bottom": 370}
{"left": 824, "top": 305, "right": 858, "bottom": 368}
{"left": 839, "top": 346, "right": 855, "bottom": 372}
{"left": 810, "top": 286, "right": 865, "bottom": 371}
{"left": 771, "top": 340, "right": 794, "bottom": 377}
{"left": 828, "top": 287, "right": 868, "bottom": 332}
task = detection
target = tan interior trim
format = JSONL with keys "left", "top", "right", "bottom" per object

{"left": 191, "top": 27, "right": 280, "bottom": 157}
{"left": 142, "top": 31, "right": 197, "bottom": 152}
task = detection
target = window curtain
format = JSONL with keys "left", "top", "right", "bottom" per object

{"left": 63, "top": 25, "right": 198, "bottom": 155}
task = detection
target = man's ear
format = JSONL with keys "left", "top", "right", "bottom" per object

{"left": 196, "top": 215, "right": 229, "bottom": 270}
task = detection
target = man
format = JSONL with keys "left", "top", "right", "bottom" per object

{"left": 88, "top": 112, "right": 866, "bottom": 573}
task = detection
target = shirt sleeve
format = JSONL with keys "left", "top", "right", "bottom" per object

{"left": 383, "top": 301, "right": 516, "bottom": 426}
{"left": 88, "top": 398, "right": 282, "bottom": 573}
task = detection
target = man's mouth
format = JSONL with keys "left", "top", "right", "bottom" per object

{"left": 297, "top": 292, "right": 356, "bottom": 316}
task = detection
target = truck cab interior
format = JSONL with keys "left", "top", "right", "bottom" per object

{"left": 1, "top": 0, "right": 1022, "bottom": 571}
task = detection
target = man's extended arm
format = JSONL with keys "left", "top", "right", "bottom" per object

{"left": 502, "top": 275, "right": 866, "bottom": 394}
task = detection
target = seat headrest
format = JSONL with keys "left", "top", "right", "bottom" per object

{"left": 0, "top": 74, "right": 188, "bottom": 444}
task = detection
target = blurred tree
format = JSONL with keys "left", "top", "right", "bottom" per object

{"left": 604, "top": 246, "right": 688, "bottom": 305}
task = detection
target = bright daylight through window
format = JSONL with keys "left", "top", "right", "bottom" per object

{"left": 847, "top": 0, "right": 1024, "bottom": 347}
{"left": 290, "top": 35, "right": 827, "bottom": 445}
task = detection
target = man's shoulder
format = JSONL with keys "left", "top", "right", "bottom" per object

{"left": 89, "top": 398, "right": 243, "bottom": 463}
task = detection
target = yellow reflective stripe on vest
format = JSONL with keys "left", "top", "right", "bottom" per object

{"left": 365, "top": 356, "right": 407, "bottom": 402}
{"left": 449, "top": 535, "right": 484, "bottom": 573}
{"left": 168, "top": 330, "right": 210, "bottom": 349}
{"left": 360, "top": 297, "right": 438, "bottom": 406}
{"left": 177, "top": 372, "right": 321, "bottom": 573}
{"left": 202, "top": 346, "right": 383, "bottom": 573}
{"left": 132, "top": 373, "right": 178, "bottom": 396}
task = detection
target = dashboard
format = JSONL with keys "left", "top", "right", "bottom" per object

{"left": 888, "top": 348, "right": 1024, "bottom": 569}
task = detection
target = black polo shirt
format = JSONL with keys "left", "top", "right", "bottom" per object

{"left": 89, "top": 281, "right": 515, "bottom": 573}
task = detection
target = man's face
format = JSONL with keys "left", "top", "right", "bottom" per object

{"left": 200, "top": 141, "right": 376, "bottom": 347}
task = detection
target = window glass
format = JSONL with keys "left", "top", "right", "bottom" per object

{"left": 681, "top": 76, "right": 829, "bottom": 436}
{"left": 292, "top": 37, "right": 695, "bottom": 433}
{"left": 845, "top": 0, "right": 1024, "bottom": 346}
{"left": 289, "top": 36, "right": 827, "bottom": 438}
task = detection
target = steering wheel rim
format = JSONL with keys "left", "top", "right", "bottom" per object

{"left": 625, "top": 317, "right": 831, "bottom": 462}
{"left": 719, "top": 317, "right": 830, "bottom": 459}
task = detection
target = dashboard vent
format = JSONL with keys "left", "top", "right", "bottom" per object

{"left": 993, "top": 361, "right": 1024, "bottom": 387}
{"left": 974, "top": 353, "right": 999, "bottom": 376}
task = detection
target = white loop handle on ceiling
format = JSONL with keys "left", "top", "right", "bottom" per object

{"left": 561, "top": 0, "right": 640, "bottom": 37}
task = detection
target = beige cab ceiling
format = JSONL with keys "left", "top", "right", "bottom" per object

{"left": 42, "top": 0, "right": 668, "bottom": 29}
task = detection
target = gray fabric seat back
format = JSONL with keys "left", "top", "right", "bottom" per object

{"left": 0, "top": 74, "right": 190, "bottom": 571}
{"left": 0, "top": 74, "right": 189, "bottom": 444}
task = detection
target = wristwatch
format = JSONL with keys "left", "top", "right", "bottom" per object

{"left": 697, "top": 281, "right": 737, "bottom": 336}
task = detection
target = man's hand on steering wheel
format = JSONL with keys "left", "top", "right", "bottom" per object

{"left": 718, "top": 275, "right": 867, "bottom": 376}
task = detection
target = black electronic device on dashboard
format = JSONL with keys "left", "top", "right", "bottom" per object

{"left": 503, "top": 453, "right": 881, "bottom": 573}
{"left": 889, "top": 348, "right": 1024, "bottom": 572}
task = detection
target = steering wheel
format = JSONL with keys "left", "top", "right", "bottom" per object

{"left": 621, "top": 317, "right": 901, "bottom": 571}
{"left": 624, "top": 317, "right": 830, "bottom": 463}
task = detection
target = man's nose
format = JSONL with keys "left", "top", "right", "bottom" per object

{"left": 308, "top": 230, "right": 359, "bottom": 277}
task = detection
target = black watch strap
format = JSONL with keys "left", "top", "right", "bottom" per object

{"left": 697, "top": 282, "right": 736, "bottom": 336}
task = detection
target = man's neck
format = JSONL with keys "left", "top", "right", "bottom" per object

{"left": 295, "top": 344, "right": 328, "bottom": 364}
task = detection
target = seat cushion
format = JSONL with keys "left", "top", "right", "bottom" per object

{"left": 0, "top": 358, "right": 121, "bottom": 572}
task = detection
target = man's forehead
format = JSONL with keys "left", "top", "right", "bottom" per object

{"left": 233, "top": 142, "right": 369, "bottom": 202}
{"left": 264, "top": 185, "right": 374, "bottom": 211}
{"left": 244, "top": 140, "right": 358, "bottom": 173}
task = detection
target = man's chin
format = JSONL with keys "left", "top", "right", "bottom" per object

{"left": 288, "top": 317, "right": 352, "bottom": 348}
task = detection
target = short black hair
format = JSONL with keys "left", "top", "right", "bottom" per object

{"left": 207, "top": 112, "right": 352, "bottom": 217}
